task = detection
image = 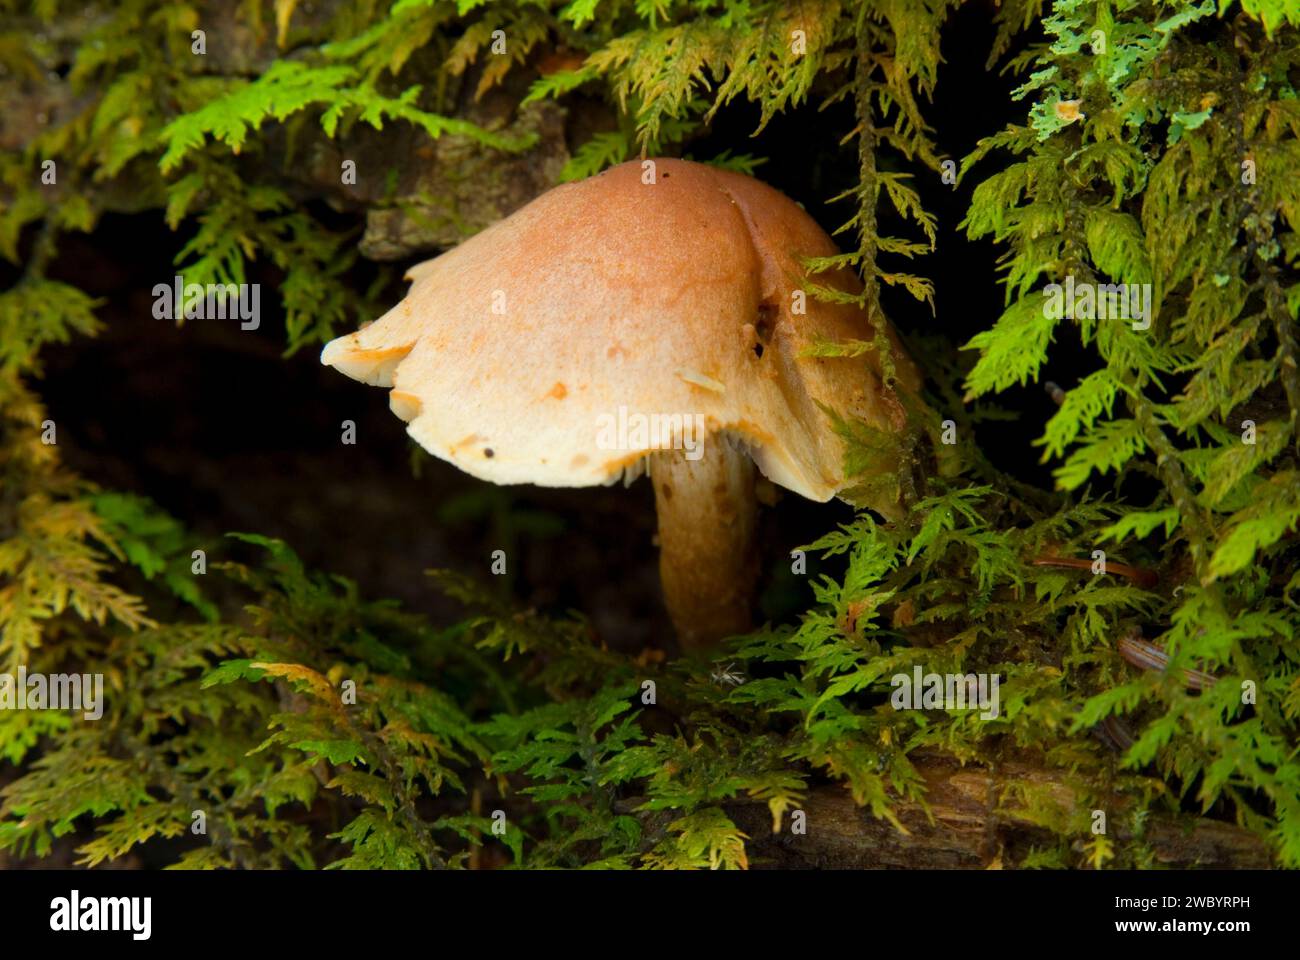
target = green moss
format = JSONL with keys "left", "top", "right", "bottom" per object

{"left": 1, "top": 0, "right": 1297, "bottom": 869}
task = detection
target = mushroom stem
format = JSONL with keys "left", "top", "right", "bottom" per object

{"left": 651, "top": 436, "right": 759, "bottom": 649}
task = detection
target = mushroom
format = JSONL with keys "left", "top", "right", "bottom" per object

{"left": 322, "top": 158, "right": 921, "bottom": 648}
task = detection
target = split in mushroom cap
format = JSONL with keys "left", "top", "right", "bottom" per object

{"left": 322, "top": 158, "right": 922, "bottom": 647}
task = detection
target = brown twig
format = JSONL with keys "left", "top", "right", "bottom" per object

{"left": 1117, "top": 626, "right": 1220, "bottom": 691}
{"left": 1031, "top": 554, "right": 1160, "bottom": 590}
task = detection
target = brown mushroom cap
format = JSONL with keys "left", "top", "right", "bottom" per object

{"left": 321, "top": 158, "right": 919, "bottom": 505}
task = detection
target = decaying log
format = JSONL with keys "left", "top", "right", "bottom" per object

{"left": 0, "top": 0, "right": 575, "bottom": 262}
{"left": 718, "top": 751, "right": 1273, "bottom": 869}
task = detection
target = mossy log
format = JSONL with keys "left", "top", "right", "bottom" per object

{"left": 716, "top": 751, "right": 1273, "bottom": 869}
{"left": 0, "top": 0, "right": 574, "bottom": 261}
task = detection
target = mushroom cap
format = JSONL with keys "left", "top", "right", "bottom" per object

{"left": 322, "top": 158, "right": 920, "bottom": 502}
